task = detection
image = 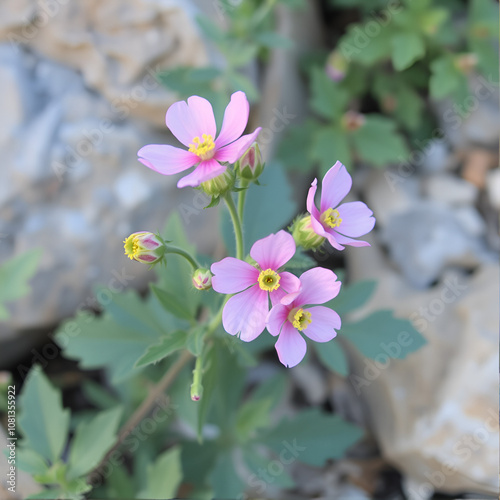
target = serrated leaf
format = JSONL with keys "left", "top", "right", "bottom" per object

{"left": 186, "top": 326, "right": 206, "bottom": 357}
{"left": 342, "top": 310, "right": 426, "bottom": 359}
{"left": 316, "top": 340, "right": 349, "bottom": 376}
{"left": 242, "top": 446, "right": 295, "bottom": 488}
{"left": 0, "top": 249, "right": 41, "bottom": 320}
{"left": 135, "top": 331, "right": 187, "bottom": 368}
{"left": 18, "top": 366, "right": 70, "bottom": 463}
{"left": 139, "top": 446, "right": 182, "bottom": 499}
{"left": 391, "top": 32, "right": 425, "bottom": 71}
{"left": 16, "top": 448, "right": 49, "bottom": 476}
{"left": 352, "top": 115, "right": 408, "bottom": 167}
{"left": 285, "top": 251, "right": 317, "bottom": 275}
{"left": 258, "top": 409, "right": 363, "bottom": 466}
{"left": 68, "top": 406, "right": 122, "bottom": 479}
{"left": 150, "top": 284, "right": 194, "bottom": 322}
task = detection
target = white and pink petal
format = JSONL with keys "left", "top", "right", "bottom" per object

{"left": 211, "top": 257, "right": 259, "bottom": 294}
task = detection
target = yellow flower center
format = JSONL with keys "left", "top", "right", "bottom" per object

{"left": 288, "top": 307, "right": 312, "bottom": 331}
{"left": 188, "top": 134, "right": 216, "bottom": 161}
{"left": 123, "top": 235, "right": 140, "bottom": 260}
{"left": 321, "top": 208, "right": 342, "bottom": 228}
{"left": 258, "top": 269, "right": 281, "bottom": 292}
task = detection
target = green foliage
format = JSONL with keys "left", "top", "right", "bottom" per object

{"left": 138, "top": 447, "right": 183, "bottom": 499}
{"left": 0, "top": 249, "right": 41, "bottom": 320}
{"left": 18, "top": 366, "right": 70, "bottom": 464}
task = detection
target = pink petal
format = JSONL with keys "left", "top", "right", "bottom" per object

{"left": 294, "top": 267, "right": 341, "bottom": 306}
{"left": 138, "top": 145, "right": 198, "bottom": 174}
{"left": 165, "top": 101, "right": 198, "bottom": 147}
{"left": 222, "top": 286, "right": 268, "bottom": 342}
{"left": 266, "top": 303, "right": 289, "bottom": 337}
{"left": 308, "top": 213, "right": 345, "bottom": 251}
{"left": 306, "top": 179, "right": 321, "bottom": 220}
{"left": 177, "top": 158, "right": 227, "bottom": 188}
{"left": 250, "top": 231, "right": 296, "bottom": 271}
{"left": 302, "top": 306, "right": 340, "bottom": 342}
{"left": 215, "top": 91, "right": 250, "bottom": 148}
{"left": 330, "top": 231, "right": 371, "bottom": 248}
{"left": 320, "top": 161, "right": 352, "bottom": 213}
{"left": 270, "top": 271, "right": 301, "bottom": 306}
{"left": 335, "top": 202, "right": 375, "bottom": 237}
{"left": 211, "top": 257, "right": 259, "bottom": 294}
{"left": 187, "top": 95, "right": 217, "bottom": 139}
{"left": 215, "top": 128, "right": 261, "bottom": 163}
{"left": 275, "top": 322, "right": 307, "bottom": 368}
{"left": 323, "top": 228, "right": 347, "bottom": 251}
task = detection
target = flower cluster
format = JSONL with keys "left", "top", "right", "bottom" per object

{"left": 130, "top": 91, "right": 375, "bottom": 368}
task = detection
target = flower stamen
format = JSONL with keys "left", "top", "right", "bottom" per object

{"left": 321, "top": 208, "right": 342, "bottom": 228}
{"left": 288, "top": 307, "right": 312, "bottom": 331}
{"left": 189, "top": 134, "right": 216, "bottom": 161}
{"left": 258, "top": 269, "right": 281, "bottom": 292}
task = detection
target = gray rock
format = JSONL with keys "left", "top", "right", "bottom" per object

{"left": 424, "top": 173, "right": 478, "bottom": 205}
{"left": 381, "top": 202, "right": 488, "bottom": 288}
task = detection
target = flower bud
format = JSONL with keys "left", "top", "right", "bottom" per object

{"left": 192, "top": 268, "right": 212, "bottom": 291}
{"left": 341, "top": 110, "right": 366, "bottom": 132}
{"left": 291, "top": 215, "right": 325, "bottom": 250}
{"left": 124, "top": 231, "right": 165, "bottom": 264}
{"left": 235, "top": 142, "right": 264, "bottom": 181}
{"left": 326, "top": 50, "right": 348, "bottom": 82}
{"left": 200, "top": 168, "right": 235, "bottom": 197}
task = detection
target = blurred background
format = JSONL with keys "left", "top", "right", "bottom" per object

{"left": 0, "top": 0, "right": 498, "bottom": 499}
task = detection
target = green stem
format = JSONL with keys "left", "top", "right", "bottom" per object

{"left": 224, "top": 193, "right": 244, "bottom": 260}
{"left": 237, "top": 180, "right": 249, "bottom": 222}
{"left": 165, "top": 246, "right": 199, "bottom": 270}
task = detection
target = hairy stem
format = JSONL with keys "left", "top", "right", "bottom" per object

{"left": 224, "top": 193, "right": 244, "bottom": 260}
{"left": 165, "top": 246, "right": 199, "bottom": 270}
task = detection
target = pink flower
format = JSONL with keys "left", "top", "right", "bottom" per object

{"left": 267, "top": 268, "right": 341, "bottom": 368}
{"left": 138, "top": 91, "right": 261, "bottom": 188}
{"left": 307, "top": 161, "right": 375, "bottom": 250}
{"left": 211, "top": 231, "right": 300, "bottom": 342}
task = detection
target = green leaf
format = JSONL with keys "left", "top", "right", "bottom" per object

{"left": 222, "top": 41, "right": 259, "bottom": 68}
{"left": 394, "top": 84, "right": 425, "bottom": 131}
{"left": 67, "top": 406, "right": 122, "bottom": 479}
{"left": 391, "top": 32, "right": 425, "bottom": 71}
{"left": 186, "top": 325, "right": 206, "bottom": 357}
{"left": 18, "top": 366, "right": 70, "bottom": 463}
{"left": 316, "top": 340, "right": 349, "bottom": 377}
{"left": 352, "top": 115, "right": 408, "bottom": 167}
{"left": 242, "top": 446, "right": 295, "bottom": 489}
{"left": 331, "top": 279, "right": 377, "bottom": 315}
{"left": 138, "top": 446, "right": 182, "bottom": 499}
{"left": 342, "top": 310, "right": 427, "bottom": 359}
{"left": 236, "top": 398, "right": 272, "bottom": 442}
{"left": 156, "top": 213, "right": 201, "bottom": 316}
{"left": 56, "top": 298, "right": 161, "bottom": 383}
{"left": 150, "top": 284, "right": 194, "bottom": 322}
{"left": 429, "top": 56, "right": 464, "bottom": 100}
{"left": 276, "top": 120, "right": 320, "bottom": 173}
{"left": 310, "top": 67, "right": 349, "bottom": 120}
{"left": 0, "top": 249, "right": 41, "bottom": 320}
{"left": 16, "top": 448, "right": 49, "bottom": 476}
{"left": 224, "top": 162, "right": 296, "bottom": 255}
{"left": 284, "top": 251, "right": 317, "bottom": 275}
{"left": 196, "top": 16, "right": 227, "bottom": 43}
{"left": 311, "top": 126, "right": 351, "bottom": 175}
{"left": 26, "top": 489, "right": 65, "bottom": 500}
{"left": 255, "top": 31, "right": 293, "bottom": 49}
{"left": 258, "top": 409, "right": 363, "bottom": 466}
{"left": 249, "top": 372, "right": 288, "bottom": 412}
{"left": 226, "top": 70, "right": 259, "bottom": 101}
{"left": 181, "top": 440, "right": 218, "bottom": 486}
{"left": 135, "top": 331, "right": 187, "bottom": 368}
{"left": 210, "top": 451, "right": 245, "bottom": 498}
